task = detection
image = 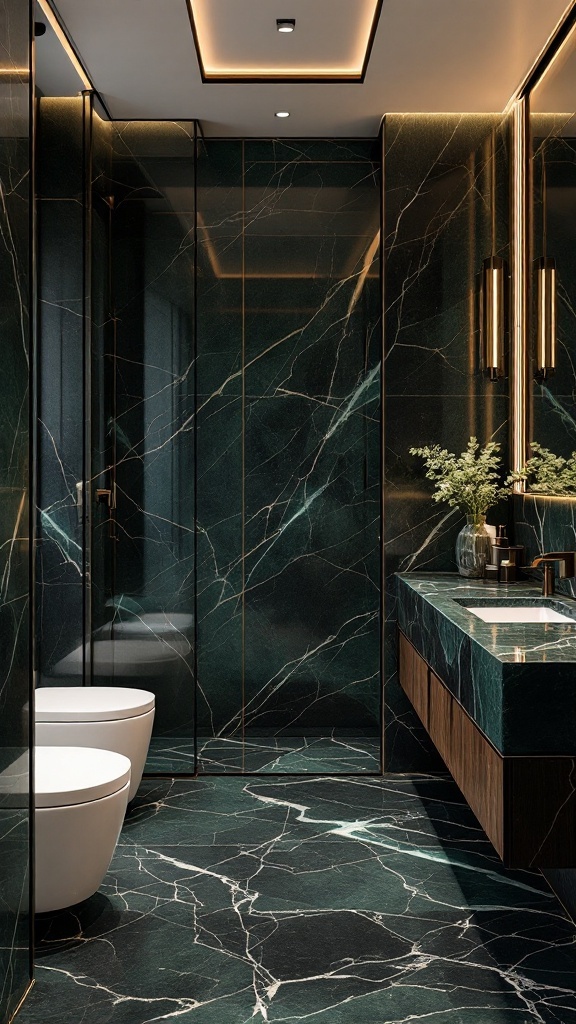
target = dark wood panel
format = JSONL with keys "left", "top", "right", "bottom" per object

{"left": 451, "top": 696, "right": 504, "bottom": 859}
{"left": 398, "top": 631, "right": 429, "bottom": 729}
{"left": 428, "top": 669, "right": 452, "bottom": 769}
{"left": 397, "top": 627, "right": 576, "bottom": 868}
{"left": 506, "top": 757, "right": 576, "bottom": 868}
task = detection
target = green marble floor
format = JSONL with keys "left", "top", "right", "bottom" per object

{"left": 146, "top": 734, "right": 382, "bottom": 774}
{"left": 19, "top": 774, "right": 576, "bottom": 1024}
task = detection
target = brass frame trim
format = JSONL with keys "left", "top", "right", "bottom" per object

{"left": 7, "top": 980, "right": 35, "bottom": 1024}
{"left": 241, "top": 140, "right": 246, "bottom": 772}
{"left": 510, "top": 2, "right": 576, "bottom": 492}
{"left": 511, "top": 98, "right": 527, "bottom": 491}
{"left": 504, "top": 0, "right": 576, "bottom": 111}
{"left": 35, "top": 0, "right": 112, "bottom": 119}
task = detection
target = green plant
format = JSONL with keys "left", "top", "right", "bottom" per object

{"left": 410, "top": 436, "right": 512, "bottom": 517}
{"left": 513, "top": 442, "right": 576, "bottom": 495}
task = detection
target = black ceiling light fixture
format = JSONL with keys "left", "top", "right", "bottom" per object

{"left": 276, "top": 19, "right": 295, "bottom": 33}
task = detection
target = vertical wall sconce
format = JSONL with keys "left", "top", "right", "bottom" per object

{"left": 480, "top": 256, "right": 506, "bottom": 381}
{"left": 535, "top": 256, "right": 556, "bottom": 379}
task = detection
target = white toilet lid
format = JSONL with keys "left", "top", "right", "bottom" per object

{"left": 35, "top": 746, "right": 131, "bottom": 807}
{"left": 53, "top": 639, "right": 190, "bottom": 677}
{"left": 36, "top": 686, "right": 155, "bottom": 722}
{"left": 112, "top": 613, "right": 194, "bottom": 637}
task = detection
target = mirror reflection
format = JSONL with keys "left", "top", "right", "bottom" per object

{"left": 528, "top": 24, "right": 576, "bottom": 492}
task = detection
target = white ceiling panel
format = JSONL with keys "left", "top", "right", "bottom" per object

{"left": 49, "top": 0, "right": 575, "bottom": 135}
{"left": 189, "top": 0, "right": 380, "bottom": 78}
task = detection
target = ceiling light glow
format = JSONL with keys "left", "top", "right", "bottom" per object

{"left": 275, "top": 111, "right": 290, "bottom": 118}
{"left": 36, "top": 0, "right": 92, "bottom": 90}
{"left": 187, "top": 0, "right": 383, "bottom": 82}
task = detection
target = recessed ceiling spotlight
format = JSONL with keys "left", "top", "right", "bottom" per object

{"left": 275, "top": 111, "right": 290, "bottom": 118}
{"left": 276, "top": 19, "right": 295, "bottom": 32}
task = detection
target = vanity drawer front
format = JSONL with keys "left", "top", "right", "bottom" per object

{"left": 428, "top": 670, "right": 452, "bottom": 768}
{"left": 396, "top": 626, "right": 576, "bottom": 867}
{"left": 428, "top": 668, "right": 504, "bottom": 856}
{"left": 398, "top": 631, "right": 429, "bottom": 728}
{"left": 451, "top": 700, "right": 504, "bottom": 858}
{"left": 398, "top": 629, "right": 504, "bottom": 858}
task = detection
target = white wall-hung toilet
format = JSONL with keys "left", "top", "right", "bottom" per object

{"left": 0, "top": 746, "right": 132, "bottom": 914}
{"left": 49, "top": 639, "right": 189, "bottom": 733}
{"left": 102, "top": 612, "right": 194, "bottom": 641}
{"left": 52, "top": 639, "right": 191, "bottom": 678}
{"left": 35, "top": 687, "right": 155, "bottom": 802}
{"left": 35, "top": 747, "right": 131, "bottom": 913}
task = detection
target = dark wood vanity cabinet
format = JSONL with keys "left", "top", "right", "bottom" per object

{"left": 398, "top": 630, "right": 576, "bottom": 868}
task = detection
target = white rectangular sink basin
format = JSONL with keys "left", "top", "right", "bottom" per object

{"left": 467, "top": 606, "right": 575, "bottom": 624}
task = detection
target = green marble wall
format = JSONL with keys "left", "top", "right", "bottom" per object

{"left": 383, "top": 115, "right": 511, "bottom": 770}
{"left": 513, "top": 493, "right": 576, "bottom": 598}
{"left": 95, "top": 121, "right": 197, "bottom": 738}
{"left": 196, "top": 140, "right": 382, "bottom": 770}
{"left": 196, "top": 141, "right": 243, "bottom": 743}
{"left": 37, "top": 131, "right": 382, "bottom": 773}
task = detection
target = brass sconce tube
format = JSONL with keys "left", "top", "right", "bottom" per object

{"left": 480, "top": 256, "right": 506, "bottom": 380}
{"left": 535, "top": 256, "right": 556, "bottom": 379}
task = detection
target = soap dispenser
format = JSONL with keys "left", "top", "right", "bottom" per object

{"left": 490, "top": 525, "right": 524, "bottom": 582}
{"left": 492, "top": 526, "right": 510, "bottom": 574}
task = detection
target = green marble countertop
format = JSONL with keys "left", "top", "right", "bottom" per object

{"left": 396, "top": 572, "right": 576, "bottom": 755}
{"left": 397, "top": 573, "right": 576, "bottom": 663}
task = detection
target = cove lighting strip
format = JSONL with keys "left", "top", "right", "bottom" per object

{"left": 186, "top": 0, "right": 383, "bottom": 83}
{"left": 36, "top": 0, "right": 93, "bottom": 91}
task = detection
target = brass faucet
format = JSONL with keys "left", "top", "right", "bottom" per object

{"left": 531, "top": 552, "right": 576, "bottom": 596}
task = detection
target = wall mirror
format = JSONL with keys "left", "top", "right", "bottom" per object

{"left": 527, "top": 20, "right": 576, "bottom": 491}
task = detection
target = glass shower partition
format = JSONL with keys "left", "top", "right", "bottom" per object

{"left": 196, "top": 139, "right": 382, "bottom": 773}
{"left": 84, "top": 127, "right": 382, "bottom": 777}
{"left": 89, "top": 118, "right": 197, "bottom": 773}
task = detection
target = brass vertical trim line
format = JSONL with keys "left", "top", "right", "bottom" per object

{"left": 111, "top": 306, "right": 117, "bottom": 540}
{"left": 193, "top": 120, "right": 199, "bottom": 775}
{"left": 7, "top": 981, "right": 35, "bottom": 1024}
{"left": 109, "top": 175, "right": 116, "bottom": 555}
{"left": 379, "top": 117, "right": 385, "bottom": 776}
{"left": 82, "top": 90, "right": 94, "bottom": 680}
{"left": 511, "top": 99, "right": 527, "bottom": 491}
{"left": 508, "top": 1, "right": 576, "bottom": 109}
{"left": 526, "top": 102, "right": 535, "bottom": 463}
{"left": 468, "top": 149, "right": 477, "bottom": 440}
{"left": 28, "top": 0, "right": 36, "bottom": 969}
{"left": 241, "top": 139, "right": 246, "bottom": 772}
{"left": 487, "top": 127, "right": 497, "bottom": 439}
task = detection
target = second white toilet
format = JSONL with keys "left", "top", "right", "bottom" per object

{"left": 35, "top": 746, "right": 131, "bottom": 912}
{"left": 0, "top": 746, "right": 132, "bottom": 913}
{"left": 35, "top": 686, "right": 155, "bottom": 802}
